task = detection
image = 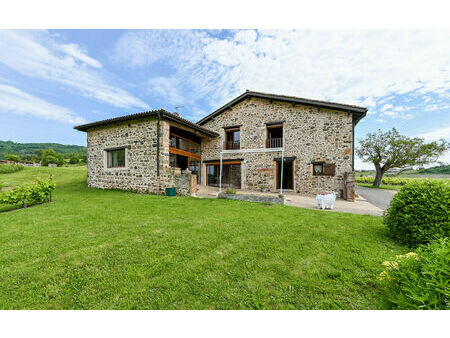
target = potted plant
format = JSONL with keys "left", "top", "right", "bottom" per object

{"left": 260, "top": 185, "right": 267, "bottom": 193}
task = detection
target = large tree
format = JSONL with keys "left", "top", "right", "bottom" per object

{"left": 357, "top": 128, "right": 448, "bottom": 187}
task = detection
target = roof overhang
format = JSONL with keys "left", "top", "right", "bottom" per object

{"left": 197, "top": 91, "right": 368, "bottom": 126}
{"left": 74, "top": 109, "right": 218, "bottom": 138}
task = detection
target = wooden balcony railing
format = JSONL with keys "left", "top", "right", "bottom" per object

{"left": 224, "top": 140, "right": 240, "bottom": 150}
{"left": 266, "top": 138, "right": 283, "bottom": 148}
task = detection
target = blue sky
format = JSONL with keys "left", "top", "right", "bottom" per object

{"left": 0, "top": 29, "right": 449, "bottom": 168}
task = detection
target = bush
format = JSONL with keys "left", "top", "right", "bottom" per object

{"left": 224, "top": 188, "right": 236, "bottom": 194}
{"left": 0, "top": 164, "right": 24, "bottom": 174}
{"left": 4, "top": 154, "right": 21, "bottom": 162}
{"left": 378, "top": 238, "right": 449, "bottom": 309}
{"left": 384, "top": 180, "right": 449, "bottom": 247}
{"left": 69, "top": 157, "right": 79, "bottom": 164}
{"left": 0, "top": 177, "right": 55, "bottom": 209}
{"left": 355, "top": 175, "right": 447, "bottom": 186}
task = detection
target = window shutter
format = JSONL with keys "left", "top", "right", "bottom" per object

{"left": 323, "top": 163, "right": 335, "bottom": 176}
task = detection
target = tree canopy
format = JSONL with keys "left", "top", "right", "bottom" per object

{"left": 357, "top": 128, "right": 448, "bottom": 186}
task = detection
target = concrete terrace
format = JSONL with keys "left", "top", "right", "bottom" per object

{"left": 194, "top": 185, "right": 383, "bottom": 216}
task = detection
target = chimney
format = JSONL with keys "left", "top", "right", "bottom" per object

{"left": 173, "top": 112, "right": 180, "bottom": 117}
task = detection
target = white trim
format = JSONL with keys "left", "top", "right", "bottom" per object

{"left": 221, "top": 147, "right": 283, "bottom": 154}
{"left": 103, "top": 147, "right": 128, "bottom": 171}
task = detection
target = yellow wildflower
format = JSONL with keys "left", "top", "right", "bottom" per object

{"left": 405, "top": 252, "right": 419, "bottom": 260}
{"left": 378, "top": 271, "right": 390, "bottom": 281}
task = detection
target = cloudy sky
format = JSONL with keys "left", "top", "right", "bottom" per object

{"left": 0, "top": 29, "right": 449, "bottom": 168}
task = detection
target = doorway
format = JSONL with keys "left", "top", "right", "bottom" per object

{"left": 276, "top": 161, "right": 293, "bottom": 190}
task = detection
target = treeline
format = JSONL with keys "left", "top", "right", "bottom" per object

{"left": 0, "top": 140, "right": 86, "bottom": 160}
{"left": 4, "top": 149, "right": 87, "bottom": 166}
{"left": 416, "top": 165, "right": 450, "bottom": 175}
{"left": 0, "top": 140, "right": 86, "bottom": 166}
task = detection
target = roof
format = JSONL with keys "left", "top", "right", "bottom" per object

{"left": 197, "top": 90, "right": 368, "bottom": 126}
{"left": 74, "top": 109, "right": 219, "bottom": 138}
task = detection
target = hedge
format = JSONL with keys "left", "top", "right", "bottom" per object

{"left": 355, "top": 175, "right": 447, "bottom": 186}
{"left": 0, "top": 164, "right": 24, "bottom": 174}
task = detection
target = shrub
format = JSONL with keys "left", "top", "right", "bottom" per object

{"left": 384, "top": 180, "right": 449, "bottom": 247}
{"left": 0, "top": 177, "right": 55, "bottom": 209}
{"left": 224, "top": 188, "right": 236, "bottom": 194}
{"left": 69, "top": 157, "right": 79, "bottom": 164}
{"left": 4, "top": 154, "right": 21, "bottom": 162}
{"left": 0, "top": 164, "right": 24, "bottom": 174}
{"left": 378, "top": 238, "right": 449, "bottom": 309}
{"left": 355, "top": 175, "right": 447, "bottom": 186}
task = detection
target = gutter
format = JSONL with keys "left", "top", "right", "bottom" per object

{"left": 352, "top": 121, "right": 355, "bottom": 171}
{"left": 156, "top": 111, "right": 161, "bottom": 195}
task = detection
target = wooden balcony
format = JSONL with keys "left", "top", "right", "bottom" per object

{"left": 224, "top": 140, "right": 240, "bottom": 150}
{"left": 266, "top": 138, "right": 283, "bottom": 148}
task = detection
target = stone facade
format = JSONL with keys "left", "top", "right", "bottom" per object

{"left": 83, "top": 95, "right": 356, "bottom": 197}
{"left": 200, "top": 97, "right": 354, "bottom": 196}
{"left": 86, "top": 117, "right": 195, "bottom": 195}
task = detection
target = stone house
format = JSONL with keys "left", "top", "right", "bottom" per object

{"left": 74, "top": 91, "right": 366, "bottom": 197}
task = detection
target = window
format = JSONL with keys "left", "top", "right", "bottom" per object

{"left": 207, "top": 165, "right": 219, "bottom": 186}
{"left": 170, "top": 133, "right": 201, "bottom": 155}
{"left": 313, "top": 162, "right": 323, "bottom": 176}
{"left": 225, "top": 128, "right": 240, "bottom": 149}
{"left": 206, "top": 163, "right": 241, "bottom": 188}
{"left": 313, "top": 162, "right": 336, "bottom": 176}
{"left": 106, "top": 148, "right": 126, "bottom": 168}
{"left": 266, "top": 125, "right": 283, "bottom": 148}
{"left": 169, "top": 153, "right": 188, "bottom": 170}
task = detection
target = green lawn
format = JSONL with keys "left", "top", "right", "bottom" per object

{"left": 0, "top": 167, "right": 406, "bottom": 309}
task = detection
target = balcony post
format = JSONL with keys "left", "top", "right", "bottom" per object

{"left": 280, "top": 149, "right": 284, "bottom": 195}
{"left": 219, "top": 152, "right": 223, "bottom": 193}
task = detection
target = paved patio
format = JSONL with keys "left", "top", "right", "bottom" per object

{"left": 194, "top": 185, "right": 383, "bottom": 216}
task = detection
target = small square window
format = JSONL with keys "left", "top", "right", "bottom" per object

{"left": 313, "top": 162, "right": 323, "bottom": 176}
{"left": 106, "top": 148, "right": 126, "bottom": 168}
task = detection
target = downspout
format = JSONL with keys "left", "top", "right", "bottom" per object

{"left": 352, "top": 120, "right": 355, "bottom": 172}
{"left": 156, "top": 111, "right": 161, "bottom": 195}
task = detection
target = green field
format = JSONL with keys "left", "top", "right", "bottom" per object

{"left": 356, "top": 183, "right": 402, "bottom": 191}
{"left": 0, "top": 167, "right": 406, "bottom": 309}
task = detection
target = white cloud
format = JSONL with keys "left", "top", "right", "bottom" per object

{"left": 59, "top": 43, "right": 102, "bottom": 68}
{"left": 113, "top": 30, "right": 450, "bottom": 121}
{"left": 416, "top": 126, "right": 450, "bottom": 141}
{"left": 381, "top": 104, "right": 393, "bottom": 111}
{"left": 0, "top": 30, "right": 147, "bottom": 109}
{"left": 0, "top": 84, "right": 86, "bottom": 125}
{"left": 147, "top": 77, "right": 184, "bottom": 106}
{"left": 415, "top": 126, "right": 450, "bottom": 165}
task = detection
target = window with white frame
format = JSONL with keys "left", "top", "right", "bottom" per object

{"left": 106, "top": 148, "right": 126, "bottom": 168}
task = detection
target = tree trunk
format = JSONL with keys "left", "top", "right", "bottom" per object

{"left": 373, "top": 165, "right": 384, "bottom": 187}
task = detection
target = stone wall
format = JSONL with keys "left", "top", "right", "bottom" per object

{"left": 200, "top": 97, "right": 354, "bottom": 196}
{"left": 86, "top": 118, "right": 195, "bottom": 195}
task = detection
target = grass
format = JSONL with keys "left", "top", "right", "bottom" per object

{"left": 0, "top": 167, "right": 407, "bottom": 309}
{"left": 0, "top": 163, "right": 24, "bottom": 174}
{"left": 356, "top": 183, "right": 401, "bottom": 191}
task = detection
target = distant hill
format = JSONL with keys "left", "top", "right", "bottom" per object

{"left": 416, "top": 165, "right": 450, "bottom": 175}
{"left": 0, "top": 140, "right": 86, "bottom": 160}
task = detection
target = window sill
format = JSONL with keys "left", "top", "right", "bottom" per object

{"left": 104, "top": 167, "right": 128, "bottom": 171}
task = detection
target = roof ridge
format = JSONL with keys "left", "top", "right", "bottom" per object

{"left": 246, "top": 90, "right": 367, "bottom": 109}
{"left": 73, "top": 109, "right": 218, "bottom": 137}
{"left": 197, "top": 90, "right": 367, "bottom": 126}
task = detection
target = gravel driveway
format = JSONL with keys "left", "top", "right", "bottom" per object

{"left": 355, "top": 186, "right": 397, "bottom": 210}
